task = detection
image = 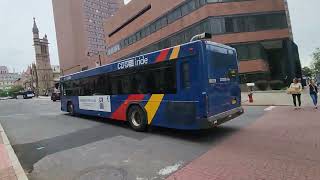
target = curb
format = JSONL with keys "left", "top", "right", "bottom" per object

{"left": 243, "top": 104, "right": 291, "bottom": 107}
{"left": 0, "top": 123, "right": 28, "bottom": 180}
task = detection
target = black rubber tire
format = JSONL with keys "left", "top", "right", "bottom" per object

{"left": 67, "top": 102, "right": 75, "bottom": 116}
{"left": 127, "top": 105, "right": 148, "bottom": 132}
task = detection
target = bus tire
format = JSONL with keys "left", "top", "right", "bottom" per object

{"left": 127, "top": 105, "right": 147, "bottom": 132}
{"left": 67, "top": 102, "right": 75, "bottom": 116}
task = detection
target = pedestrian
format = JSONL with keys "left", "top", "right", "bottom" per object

{"left": 289, "top": 78, "right": 303, "bottom": 109}
{"left": 309, "top": 80, "right": 318, "bottom": 109}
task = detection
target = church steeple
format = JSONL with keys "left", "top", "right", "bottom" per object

{"left": 32, "top": 17, "right": 39, "bottom": 39}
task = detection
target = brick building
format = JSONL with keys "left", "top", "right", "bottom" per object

{"left": 52, "top": 0, "right": 123, "bottom": 75}
{"left": 104, "top": 0, "right": 301, "bottom": 84}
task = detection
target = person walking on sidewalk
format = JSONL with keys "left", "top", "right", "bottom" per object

{"left": 309, "top": 80, "right": 318, "bottom": 109}
{"left": 289, "top": 78, "right": 303, "bottom": 109}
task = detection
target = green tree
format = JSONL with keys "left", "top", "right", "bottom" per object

{"left": 301, "top": 66, "right": 313, "bottom": 77}
{"left": 0, "top": 89, "right": 7, "bottom": 97}
{"left": 312, "top": 48, "right": 320, "bottom": 74}
{"left": 7, "top": 85, "right": 24, "bottom": 97}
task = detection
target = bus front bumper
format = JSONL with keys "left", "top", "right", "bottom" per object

{"left": 202, "top": 107, "right": 244, "bottom": 128}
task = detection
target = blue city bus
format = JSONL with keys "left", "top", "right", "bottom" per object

{"left": 60, "top": 40, "right": 243, "bottom": 131}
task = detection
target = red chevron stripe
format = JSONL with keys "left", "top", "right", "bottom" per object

{"left": 111, "top": 94, "right": 145, "bottom": 121}
{"left": 155, "top": 49, "right": 170, "bottom": 62}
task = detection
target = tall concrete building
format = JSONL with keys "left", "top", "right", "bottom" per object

{"left": 33, "top": 18, "right": 54, "bottom": 95}
{"left": 52, "top": 0, "right": 123, "bottom": 75}
{"left": 104, "top": 0, "right": 301, "bottom": 84}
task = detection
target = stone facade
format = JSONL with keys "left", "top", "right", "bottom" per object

{"left": 32, "top": 18, "right": 54, "bottom": 95}
{"left": 0, "top": 66, "right": 21, "bottom": 90}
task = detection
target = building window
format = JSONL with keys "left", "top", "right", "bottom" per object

{"left": 107, "top": 1, "right": 288, "bottom": 57}
{"left": 168, "top": 8, "right": 182, "bottom": 24}
{"left": 232, "top": 43, "right": 266, "bottom": 61}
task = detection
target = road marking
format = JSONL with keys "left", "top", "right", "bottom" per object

{"left": 0, "top": 112, "right": 60, "bottom": 118}
{"left": 158, "top": 161, "right": 183, "bottom": 176}
{"left": 0, "top": 114, "right": 26, "bottom": 118}
{"left": 136, "top": 177, "right": 148, "bottom": 180}
{"left": 36, "top": 147, "right": 45, "bottom": 150}
{"left": 264, "top": 106, "right": 276, "bottom": 111}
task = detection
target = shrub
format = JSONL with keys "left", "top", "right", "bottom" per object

{"left": 270, "top": 80, "right": 284, "bottom": 90}
{"left": 255, "top": 80, "right": 268, "bottom": 91}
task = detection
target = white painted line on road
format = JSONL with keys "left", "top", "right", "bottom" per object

{"left": 158, "top": 161, "right": 183, "bottom": 176}
{"left": 0, "top": 122, "right": 29, "bottom": 180}
{"left": 0, "top": 114, "right": 26, "bottom": 118}
{"left": 0, "top": 112, "right": 60, "bottom": 118}
{"left": 36, "top": 147, "right": 45, "bottom": 150}
{"left": 264, "top": 106, "right": 276, "bottom": 111}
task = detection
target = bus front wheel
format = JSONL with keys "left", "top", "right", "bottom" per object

{"left": 67, "top": 102, "right": 75, "bottom": 116}
{"left": 127, "top": 105, "right": 147, "bottom": 132}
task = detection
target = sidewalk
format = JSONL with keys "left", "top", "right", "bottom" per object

{"left": 241, "top": 90, "right": 314, "bottom": 106}
{"left": 167, "top": 107, "right": 320, "bottom": 180}
{"left": 0, "top": 123, "right": 28, "bottom": 180}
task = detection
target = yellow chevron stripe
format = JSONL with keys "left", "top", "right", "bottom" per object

{"left": 144, "top": 94, "right": 165, "bottom": 124}
{"left": 170, "top": 46, "right": 180, "bottom": 60}
{"left": 144, "top": 47, "right": 180, "bottom": 124}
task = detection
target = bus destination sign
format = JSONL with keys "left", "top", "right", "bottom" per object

{"left": 117, "top": 55, "right": 148, "bottom": 70}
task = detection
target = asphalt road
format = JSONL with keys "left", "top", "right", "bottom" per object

{"left": 0, "top": 98, "right": 266, "bottom": 180}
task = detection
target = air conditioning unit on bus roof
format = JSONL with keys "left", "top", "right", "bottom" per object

{"left": 190, "top": 33, "right": 212, "bottom": 42}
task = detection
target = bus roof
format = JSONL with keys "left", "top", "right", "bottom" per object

{"left": 61, "top": 40, "right": 234, "bottom": 81}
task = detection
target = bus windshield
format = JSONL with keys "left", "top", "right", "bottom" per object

{"left": 206, "top": 45, "right": 237, "bottom": 80}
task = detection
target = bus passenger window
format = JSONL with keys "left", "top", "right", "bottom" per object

{"left": 181, "top": 62, "right": 191, "bottom": 88}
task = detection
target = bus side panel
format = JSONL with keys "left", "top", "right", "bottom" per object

{"left": 150, "top": 45, "right": 206, "bottom": 130}
{"left": 62, "top": 94, "right": 152, "bottom": 121}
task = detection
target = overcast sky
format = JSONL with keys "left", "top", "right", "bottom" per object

{"left": 0, "top": 0, "right": 318, "bottom": 72}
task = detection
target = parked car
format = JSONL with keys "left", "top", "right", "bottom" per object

{"left": 14, "top": 91, "right": 35, "bottom": 99}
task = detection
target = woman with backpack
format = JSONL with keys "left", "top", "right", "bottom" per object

{"left": 309, "top": 80, "right": 318, "bottom": 109}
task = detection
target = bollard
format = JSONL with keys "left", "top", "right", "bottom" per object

{"left": 248, "top": 93, "right": 253, "bottom": 103}
{"left": 246, "top": 83, "right": 255, "bottom": 103}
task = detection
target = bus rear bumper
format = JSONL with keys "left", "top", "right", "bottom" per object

{"left": 201, "top": 107, "right": 244, "bottom": 128}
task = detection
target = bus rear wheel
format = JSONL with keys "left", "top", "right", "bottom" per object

{"left": 127, "top": 105, "right": 147, "bottom": 132}
{"left": 67, "top": 102, "right": 75, "bottom": 116}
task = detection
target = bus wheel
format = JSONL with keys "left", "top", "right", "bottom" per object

{"left": 67, "top": 102, "right": 75, "bottom": 116}
{"left": 127, "top": 105, "right": 147, "bottom": 132}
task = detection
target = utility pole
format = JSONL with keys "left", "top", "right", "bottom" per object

{"left": 30, "top": 65, "right": 34, "bottom": 91}
{"left": 32, "top": 63, "right": 39, "bottom": 97}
